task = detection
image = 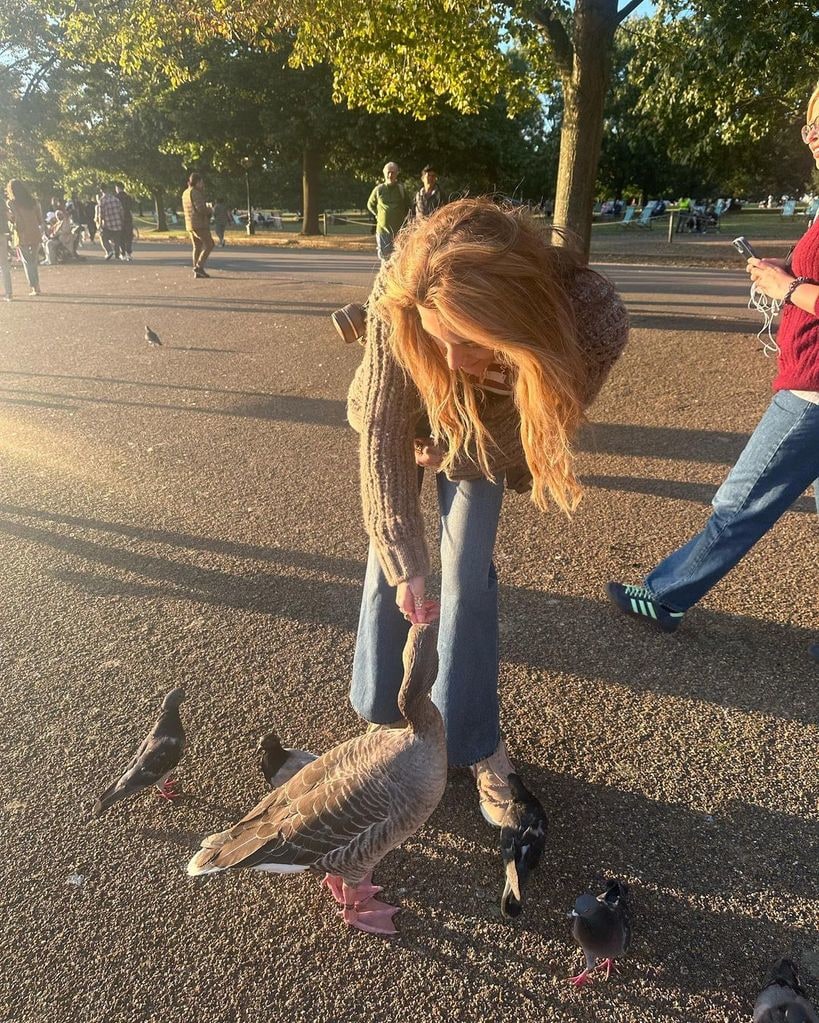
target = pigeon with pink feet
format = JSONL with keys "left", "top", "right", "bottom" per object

{"left": 187, "top": 624, "right": 447, "bottom": 936}
{"left": 92, "top": 687, "right": 186, "bottom": 817}
{"left": 568, "top": 879, "right": 631, "bottom": 986}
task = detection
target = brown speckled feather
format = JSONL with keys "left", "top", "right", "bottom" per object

{"left": 188, "top": 624, "right": 446, "bottom": 884}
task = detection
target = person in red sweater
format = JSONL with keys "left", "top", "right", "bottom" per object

{"left": 607, "top": 82, "right": 819, "bottom": 640}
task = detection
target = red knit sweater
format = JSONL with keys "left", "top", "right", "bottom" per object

{"left": 772, "top": 216, "right": 819, "bottom": 391}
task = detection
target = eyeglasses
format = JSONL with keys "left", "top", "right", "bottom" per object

{"left": 801, "top": 118, "right": 819, "bottom": 143}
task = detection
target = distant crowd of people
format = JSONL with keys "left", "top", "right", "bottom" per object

{"left": 2, "top": 178, "right": 138, "bottom": 299}
{"left": 2, "top": 162, "right": 502, "bottom": 297}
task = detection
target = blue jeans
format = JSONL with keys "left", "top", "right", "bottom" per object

{"left": 646, "top": 391, "right": 819, "bottom": 612}
{"left": 350, "top": 472, "right": 505, "bottom": 767}
{"left": 376, "top": 230, "right": 394, "bottom": 261}
{"left": 17, "top": 245, "right": 40, "bottom": 291}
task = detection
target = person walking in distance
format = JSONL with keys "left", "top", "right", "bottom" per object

{"left": 211, "top": 198, "right": 230, "bottom": 247}
{"left": 413, "top": 165, "right": 444, "bottom": 220}
{"left": 114, "top": 182, "right": 135, "bottom": 261}
{"left": 5, "top": 179, "right": 44, "bottom": 296}
{"left": 96, "top": 184, "right": 124, "bottom": 261}
{"left": 84, "top": 198, "right": 97, "bottom": 244}
{"left": 367, "top": 162, "right": 411, "bottom": 262}
{"left": 607, "top": 81, "right": 819, "bottom": 650}
{"left": 182, "top": 172, "right": 214, "bottom": 278}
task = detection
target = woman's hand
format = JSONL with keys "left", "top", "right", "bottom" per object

{"left": 746, "top": 258, "right": 794, "bottom": 302}
{"left": 748, "top": 257, "right": 789, "bottom": 271}
{"left": 396, "top": 576, "right": 440, "bottom": 624}
{"left": 414, "top": 436, "right": 444, "bottom": 469}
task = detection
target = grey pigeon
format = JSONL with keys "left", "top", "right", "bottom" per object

{"left": 92, "top": 687, "right": 186, "bottom": 817}
{"left": 754, "top": 959, "right": 819, "bottom": 1023}
{"left": 258, "top": 731, "right": 317, "bottom": 788}
{"left": 145, "top": 325, "right": 162, "bottom": 346}
{"left": 569, "top": 878, "right": 631, "bottom": 986}
{"left": 500, "top": 773, "right": 547, "bottom": 919}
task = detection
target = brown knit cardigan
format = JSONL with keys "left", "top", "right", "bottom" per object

{"left": 347, "top": 266, "right": 629, "bottom": 586}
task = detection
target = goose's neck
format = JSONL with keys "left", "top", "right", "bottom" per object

{"left": 403, "top": 693, "right": 443, "bottom": 736}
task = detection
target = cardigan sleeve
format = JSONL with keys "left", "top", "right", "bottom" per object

{"left": 353, "top": 306, "right": 430, "bottom": 586}
{"left": 570, "top": 267, "right": 630, "bottom": 407}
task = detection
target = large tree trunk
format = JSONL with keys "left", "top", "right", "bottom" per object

{"left": 551, "top": 1, "right": 619, "bottom": 262}
{"left": 301, "top": 145, "right": 322, "bottom": 235}
{"left": 152, "top": 188, "right": 167, "bottom": 232}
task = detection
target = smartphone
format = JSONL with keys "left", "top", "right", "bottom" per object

{"left": 732, "top": 236, "right": 758, "bottom": 260}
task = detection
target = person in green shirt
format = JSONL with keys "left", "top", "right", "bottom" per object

{"left": 367, "top": 162, "right": 411, "bottom": 261}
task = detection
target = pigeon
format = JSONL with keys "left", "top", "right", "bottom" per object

{"left": 258, "top": 731, "right": 318, "bottom": 788}
{"left": 499, "top": 773, "right": 547, "bottom": 919}
{"left": 92, "top": 687, "right": 186, "bottom": 817}
{"left": 753, "top": 958, "right": 819, "bottom": 1023}
{"left": 569, "top": 878, "right": 631, "bottom": 986}
{"left": 145, "top": 325, "right": 162, "bottom": 346}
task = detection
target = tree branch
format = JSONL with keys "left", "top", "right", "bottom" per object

{"left": 524, "top": 3, "right": 573, "bottom": 77}
{"left": 615, "top": 0, "right": 645, "bottom": 25}
{"left": 22, "top": 53, "right": 59, "bottom": 100}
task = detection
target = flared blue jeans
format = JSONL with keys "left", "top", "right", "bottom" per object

{"left": 350, "top": 472, "right": 505, "bottom": 767}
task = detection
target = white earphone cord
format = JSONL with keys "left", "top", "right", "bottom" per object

{"left": 748, "top": 283, "right": 781, "bottom": 357}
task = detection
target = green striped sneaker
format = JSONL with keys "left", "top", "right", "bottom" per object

{"left": 606, "top": 582, "right": 685, "bottom": 633}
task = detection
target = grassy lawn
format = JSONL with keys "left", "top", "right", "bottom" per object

{"left": 588, "top": 207, "right": 811, "bottom": 264}
{"left": 593, "top": 206, "right": 811, "bottom": 242}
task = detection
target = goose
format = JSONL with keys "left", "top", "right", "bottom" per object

{"left": 187, "top": 623, "right": 446, "bottom": 935}
{"left": 92, "top": 687, "right": 186, "bottom": 817}
{"left": 569, "top": 878, "right": 631, "bottom": 986}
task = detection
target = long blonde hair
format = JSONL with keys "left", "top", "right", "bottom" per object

{"left": 376, "top": 197, "right": 587, "bottom": 515}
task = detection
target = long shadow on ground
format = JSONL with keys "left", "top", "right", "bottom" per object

{"left": 0, "top": 506, "right": 813, "bottom": 725}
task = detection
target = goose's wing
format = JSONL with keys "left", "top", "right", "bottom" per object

{"left": 190, "top": 734, "right": 402, "bottom": 875}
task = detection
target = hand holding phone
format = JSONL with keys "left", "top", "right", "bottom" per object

{"left": 732, "top": 236, "right": 758, "bottom": 260}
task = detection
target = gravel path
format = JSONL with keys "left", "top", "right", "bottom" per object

{"left": 0, "top": 245, "right": 816, "bottom": 1023}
